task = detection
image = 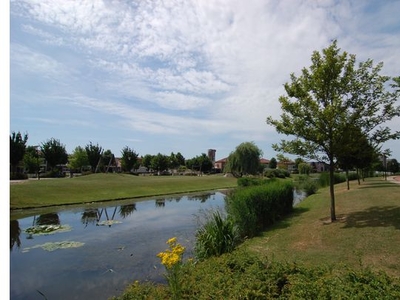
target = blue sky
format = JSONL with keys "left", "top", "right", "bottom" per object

{"left": 7, "top": 0, "right": 400, "bottom": 161}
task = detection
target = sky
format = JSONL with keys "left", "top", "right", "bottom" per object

{"left": 7, "top": 0, "right": 400, "bottom": 161}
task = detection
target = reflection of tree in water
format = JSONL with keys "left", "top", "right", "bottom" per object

{"left": 10, "top": 220, "right": 21, "bottom": 250}
{"left": 81, "top": 209, "right": 100, "bottom": 227}
{"left": 187, "top": 193, "right": 214, "bottom": 203}
{"left": 81, "top": 207, "right": 121, "bottom": 227}
{"left": 36, "top": 213, "right": 60, "bottom": 225}
{"left": 155, "top": 199, "right": 165, "bottom": 207}
{"left": 119, "top": 203, "right": 136, "bottom": 218}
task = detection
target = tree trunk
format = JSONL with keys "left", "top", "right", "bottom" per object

{"left": 346, "top": 168, "right": 350, "bottom": 190}
{"left": 329, "top": 160, "right": 336, "bottom": 222}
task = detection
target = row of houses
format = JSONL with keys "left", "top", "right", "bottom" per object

{"left": 213, "top": 157, "right": 328, "bottom": 173}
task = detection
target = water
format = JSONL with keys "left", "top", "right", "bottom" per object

{"left": 10, "top": 192, "right": 227, "bottom": 300}
{"left": 10, "top": 189, "right": 306, "bottom": 300}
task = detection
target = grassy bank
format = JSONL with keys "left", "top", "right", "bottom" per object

{"left": 10, "top": 173, "right": 237, "bottom": 209}
{"left": 245, "top": 177, "right": 400, "bottom": 278}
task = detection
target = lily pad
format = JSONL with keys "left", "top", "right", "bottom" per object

{"left": 22, "top": 241, "right": 85, "bottom": 252}
{"left": 97, "top": 220, "right": 122, "bottom": 226}
{"left": 25, "top": 224, "right": 72, "bottom": 235}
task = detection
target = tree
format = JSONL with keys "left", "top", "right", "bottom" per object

{"left": 23, "top": 145, "right": 41, "bottom": 176}
{"left": 186, "top": 153, "right": 213, "bottom": 174}
{"left": 298, "top": 162, "right": 311, "bottom": 175}
{"left": 41, "top": 138, "right": 68, "bottom": 173}
{"left": 121, "top": 146, "right": 139, "bottom": 172}
{"left": 68, "top": 146, "right": 89, "bottom": 172}
{"left": 266, "top": 41, "right": 400, "bottom": 222}
{"left": 10, "top": 131, "right": 28, "bottom": 175}
{"left": 151, "top": 153, "right": 169, "bottom": 174}
{"left": 85, "top": 142, "right": 103, "bottom": 173}
{"left": 142, "top": 154, "right": 154, "bottom": 171}
{"left": 224, "top": 142, "right": 263, "bottom": 177}
{"left": 268, "top": 157, "right": 277, "bottom": 169}
{"left": 388, "top": 158, "right": 399, "bottom": 174}
{"left": 101, "top": 149, "right": 115, "bottom": 172}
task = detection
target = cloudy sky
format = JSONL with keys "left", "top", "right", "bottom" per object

{"left": 8, "top": 0, "right": 400, "bottom": 161}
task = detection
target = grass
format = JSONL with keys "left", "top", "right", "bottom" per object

{"left": 10, "top": 173, "right": 237, "bottom": 210}
{"left": 244, "top": 177, "right": 400, "bottom": 278}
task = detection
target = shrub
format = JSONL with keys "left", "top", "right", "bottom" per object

{"left": 237, "top": 177, "right": 270, "bottom": 187}
{"left": 318, "top": 172, "right": 346, "bottom": 187}
{"left": 226, "top": 181, "right": 294, "bottom": 238}
{"left": 265, "top": 169, "right": 290, "bottom": 179}
{"left": 112, "top": 250, "right": 400, "bottom": 299}
{"left": 194, "top": 210, "right": 240, "bottom": 260}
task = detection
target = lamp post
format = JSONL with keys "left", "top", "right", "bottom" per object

{"left": 36, "top": 145, "right": 40, "bottom": 180}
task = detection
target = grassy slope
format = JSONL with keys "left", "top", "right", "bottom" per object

{"left": 244, "top": 177, "right": 400, "bottom": 278}
{"left": 10, "top": 173, "right": 237, "bottom": 209}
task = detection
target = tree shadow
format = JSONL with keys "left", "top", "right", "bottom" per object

{"left": 358, "top": 181, "right": 400, "bottom": 189}
{"left": 341, "top": 206, "right": 400, "bottom": 230}
{"left": 266, "top": 207, "right": 311, "bottom": 231}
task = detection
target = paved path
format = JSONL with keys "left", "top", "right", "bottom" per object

{"left": 388, "top": 176, "right": 400, "bottom": 184}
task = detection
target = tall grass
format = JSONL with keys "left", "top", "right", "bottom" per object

{"left": 194, "top": 210, "right": 240, "bottom": 260}
{"left": 226, "top": 180, "right": 294, "bottom": 238}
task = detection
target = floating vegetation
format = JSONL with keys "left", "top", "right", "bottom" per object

{"left": 97, "top": 220, "right": 122, "bottom": 226}
{"left": 22, "top": 241, "right": 85, "bottom": 252}
{"left": 24, "top": 224, "right": 72, "bottom": 235}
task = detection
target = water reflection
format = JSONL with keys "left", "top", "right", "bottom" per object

{"left": 10, "top": 220, "right": 21, "bottom": 250}
{"left": 10, "top": 191, "right": 225, "bottom": 300}
{"left": 10, "top": 189, "right": 305, "bottom": 300}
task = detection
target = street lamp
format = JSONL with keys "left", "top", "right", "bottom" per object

{"left": 36, "top": 145, "right": 41, "bottom": 180}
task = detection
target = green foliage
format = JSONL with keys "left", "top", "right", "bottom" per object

{"left": 225, "top": 142, "right": 263, "bottom": 177}
{"left": 318, "top": 172, "right": 347, "bottom": 187}
{"left": 296, "top": 175, "right": 319, "bottom": 196}
{"left": 186, "top": 153, "right": 213, "bottom": 173}
{"left": 237, "top": 177, "right": 270, "bottom": 187}
{"left": 112, "top": 250, "right": 400, "bottom": 300}
{"left": 226, "top": 181, "right": 294, "bottom": 238}
{"left": 266, "top": 40, "right": 400, "bottom": 221}
{"left": 68, "top": 146, "right": 89, "bottom": 172}
{"left": 265, "top": 168, "right": 290, "bottom": 178}
{"left": 10, "top": 131, "right": 28, "bottom": 174}
{"left": 269, "top": 157, "right": 277, "bottom": 169}
{"left": 194, "top": 210, "right": 240, "bottom": 260}
{"left": 298, "top": 162, "right": 311, "bottom": 175}
{"left": 85, "top": 142, "right": 103, "bottom": 172}
{"left": 120, "top": 146, "right": 139, "bottom": 172}
{"left": 41, "top": 138, "right": 68, "bottom": 172}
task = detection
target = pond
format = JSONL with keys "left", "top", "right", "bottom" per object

{"left": 10, "top": 189, "right": 306, "bottom": 300}
{"left": 10, "top": 191, "right": 229, "bottom": 300}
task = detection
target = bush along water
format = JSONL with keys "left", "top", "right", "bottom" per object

{"left": 226, "top": 180, "right": 294, "bottom": 238}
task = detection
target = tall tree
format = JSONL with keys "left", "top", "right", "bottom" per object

{"left": 142, "top": 154, "right": 154, "bottom": 171}
{"left": 10, "top": 131, "right": 28, "bottom": 175}
{"left": 266, "top": 41, "right": 400, "bottom": 222}
{"left": 41, "top": 138, "right": 68, "bottom": 172}
{"left": 23, "top": 145, "right": 42, "bottom": 176}
{"left": 225, "top": 142, "right": 262, "bottom": 177}
{"left": 85, "top": 142, "right": 103, "bottom": 173}
{"left": 121, "top": 146, "right": 139, "bottom": 172}
{"left": 388, "top": 158, "right": 399, "bottom": 174}
{"left": 268, "top": 157, "right": 277, "bottom": 169}
{"left": 151, "top": 153, "right": 169, "bottom": 174}
{"left": 69, "top": 146, "right": 89, "bottom": 172}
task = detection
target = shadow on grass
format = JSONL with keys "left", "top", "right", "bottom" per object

{"left": 358, "top": 181, "right": 400, "bottom": 189}
{"left": 266, "top": 207, "right": 310, "bottom": 231}
{"left": 341, "top": 206, "right": 400, "bottom": 230}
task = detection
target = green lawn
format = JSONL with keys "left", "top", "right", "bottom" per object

{"left": 10, "top": 173, "right": 238, "bottom": 210}
{"left": 244, "top": 177, "right": 400, "bottom": 278}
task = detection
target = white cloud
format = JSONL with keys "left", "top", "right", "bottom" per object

{"left": 10, "top": 0, "right": 400, "bottom": 158}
